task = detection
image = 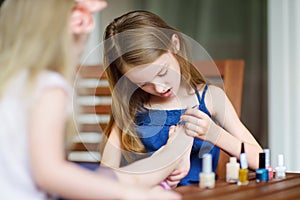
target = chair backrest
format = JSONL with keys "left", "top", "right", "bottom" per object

{"left": 68, "top": 65, "right": 108, "bottom": 164}
{"left": 193, "top": 59, "right": 245, "bottom": 179}
{"left": 68, "top": 59, "right": 245, "bottom": 179}
{"left": 193, "top": 59, "right": 244, "bottom": 118}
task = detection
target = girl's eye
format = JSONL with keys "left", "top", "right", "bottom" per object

{"left": 158, "top": 67, "right": 168, "bottom": 77}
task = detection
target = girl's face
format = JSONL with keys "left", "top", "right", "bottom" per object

{"left": 124, "top": 52, "right": 181, "bottom": 98}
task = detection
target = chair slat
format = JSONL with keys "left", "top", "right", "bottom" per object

{"left": 80, "top": 105, "right": 111, "bottom": 114}
{"left": 77, "top": 87, "right": 111, "bottom": 96}
{"left": 79, "top": 123, "right": 107, "bottom": 133}
{"left": 77, "top": 65, "right": 106, "bottom": 78}
{"left": 72, "top": 143, "right": 100, "bottom": 152}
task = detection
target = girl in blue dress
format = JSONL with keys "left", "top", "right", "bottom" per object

{"left": 101, "top": 10, "right": 262, "bottom": 188}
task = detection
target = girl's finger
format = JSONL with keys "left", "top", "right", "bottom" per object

{"left": 184, "top": 129, "right": 198, "bottom": 137}
{"left": 166, "top": 179, "right": 180, "bottom": 188}
{"left": 170, "top": 169, "right": 181, "bottom": 176}
{"left": 184, "top": 108, "right": 207, "bottom": 118}
{"left": 169, "top": 125, "right": 176, "bottom": 134}
{"left": 180, "top": 115, "right": 202, "bottom": 126}
{"left": 167, "top": 173, "right": 186, "bottom": 181}
{"left": 185, "top": 122, "right": 206, "bottom": 135}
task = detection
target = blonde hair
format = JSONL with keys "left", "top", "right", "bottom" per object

{"left": 0, "top": 0, "right": 75, "bottom": 96}
{"left": 101, "top": 10, "right": 206, "bottom": 156}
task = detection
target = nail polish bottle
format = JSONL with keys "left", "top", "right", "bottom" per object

{"left": 199, "top": 153, "right": 215, "bottom": 189}
{"left": 263, "top": 149, "right": 274, "bottom": 180}
{"left": 275, "top": 154, "right": 286, "bottom": 179}
{"left": 238, "top": 143, "right": 249, "bottom": 186}
{"left": 256, "top": 152, "right": 269, "bottom": 183}
{"left": 226, "top": 157, "right": 240, "bottom": 183}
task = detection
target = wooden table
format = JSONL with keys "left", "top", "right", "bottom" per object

{"left": 175, "top": 173, "right": 300, "bottom": 199}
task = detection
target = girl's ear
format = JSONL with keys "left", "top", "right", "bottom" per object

{"left": 171, "top": 34, "right": 180, "bottom": 52}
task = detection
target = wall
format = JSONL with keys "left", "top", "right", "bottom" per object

{"left": 268, "top": 0, "right": 300, "bottom": 172}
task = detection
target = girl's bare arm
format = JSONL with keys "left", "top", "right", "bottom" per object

{"left": 101, "top": 123, "right": 193, "bottom": 187}
{"left": 29, "top": 88, "right": 180, "bottom": 200}
{"left": 181, "top": 85, "right": 262, "bottom": 169}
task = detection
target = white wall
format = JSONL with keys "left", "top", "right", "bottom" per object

{"left": 268, "top": 0, "right": 300, "bottom": 172}
{"left": 81, "top": 12, "right": 103, "bottom": 66}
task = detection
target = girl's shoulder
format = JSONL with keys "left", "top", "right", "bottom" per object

{"left": 30, "top": 71, "right": 72, "bottom": 106}
{"left": 38, "top": 71, "right": 69, "bottom": 87}
{"left": 36, "top": 70, "right": 71, "bottom": 95}
{"left": 195, "top": 83, "right": 227, "bottom": 116}
{"left": 196, "top": 83, "right": 225, "bottom": 96}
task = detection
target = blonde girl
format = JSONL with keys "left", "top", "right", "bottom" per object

{"left": 0, "top": 1, "right": 181, "bottom": 199}
{"left": 101, "top": 10, "right": 262, "bottom": 187}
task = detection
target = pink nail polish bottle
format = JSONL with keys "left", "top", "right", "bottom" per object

{"left": 263, "top": 149, "right": 274, "bottom": 180}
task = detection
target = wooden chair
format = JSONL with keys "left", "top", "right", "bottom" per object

{"left": 68, "top": 65, "right": 107, "bottom": 165}
{"left": 193, "top": 59, "right": 245, "bottom": 179}
{"left": 68, "top": 59, "right": 245, "bottom": 178}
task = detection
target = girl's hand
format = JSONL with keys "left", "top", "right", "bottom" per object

{"left": 164, "top": 125, "right": 192, "bottom": 188}
{"left": 180, "top": 106, "right": 217, "bottom": 142}
{"left": 165, "top": 125, "right": 177, "bottom": 145}
{"left": 164, "top": 169, "right": 186, "bottom": 189}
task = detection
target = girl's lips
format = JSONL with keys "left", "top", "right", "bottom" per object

{"left": 160, "top": 88, "right": 173, "bottom": 97}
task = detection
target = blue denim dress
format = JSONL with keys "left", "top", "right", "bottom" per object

{"left": 135, "top": 84, "right": 220, "bottom": 185}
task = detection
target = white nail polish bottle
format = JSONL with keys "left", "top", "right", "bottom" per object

{"left": 226, "top": 157, "right": 240, "bottom": 183}
{"left": 275, "top": 154, "right": 286, "bottom": 179}
{"left": 199, "top": 153, "right": 215, "bottom": 189}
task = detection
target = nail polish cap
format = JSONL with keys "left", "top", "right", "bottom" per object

{"left": 202, "top": 153, "right": 212, "bottom": 173}
{"left": 263, "top": 149, "right": 271, "bottom": 167}
{"left": 230, "top": 157, "right": 237, "bottom": 164}
{"left": 241, "top": 142, "right": 245, "bottom": 154}
{"left": 240, "top": 153, "right": 248, "bottom": 169}
{"left": 259, "top": 152, "right": 266, "bottom": 168}
{"left": 278, "top": 154, "right": 284, "bottom": 167}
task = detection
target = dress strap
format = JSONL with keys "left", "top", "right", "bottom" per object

{"left": 195, "top": 84, "right": 209, "bottom": 104}
{"left": 200, "top": 84, "right": 209, "bottom": 104}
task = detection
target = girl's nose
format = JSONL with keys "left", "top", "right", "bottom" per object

{"left": 154, "top": 83, "right": 167, "bottom": 93}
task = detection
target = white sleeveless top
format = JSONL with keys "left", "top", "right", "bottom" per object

{"left": 0, "top": 70, "right": 71, "bottom": 200}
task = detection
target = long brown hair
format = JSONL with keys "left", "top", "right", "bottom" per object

{"left": 101, "top": 10, "right": 205, "bottom": 155}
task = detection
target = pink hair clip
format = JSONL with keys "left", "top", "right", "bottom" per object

{"left": 70, "top": 0, "right": 107, "bottom": 34}
{"left": 75, "top": 0, "right": 107, "bottom": 14}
